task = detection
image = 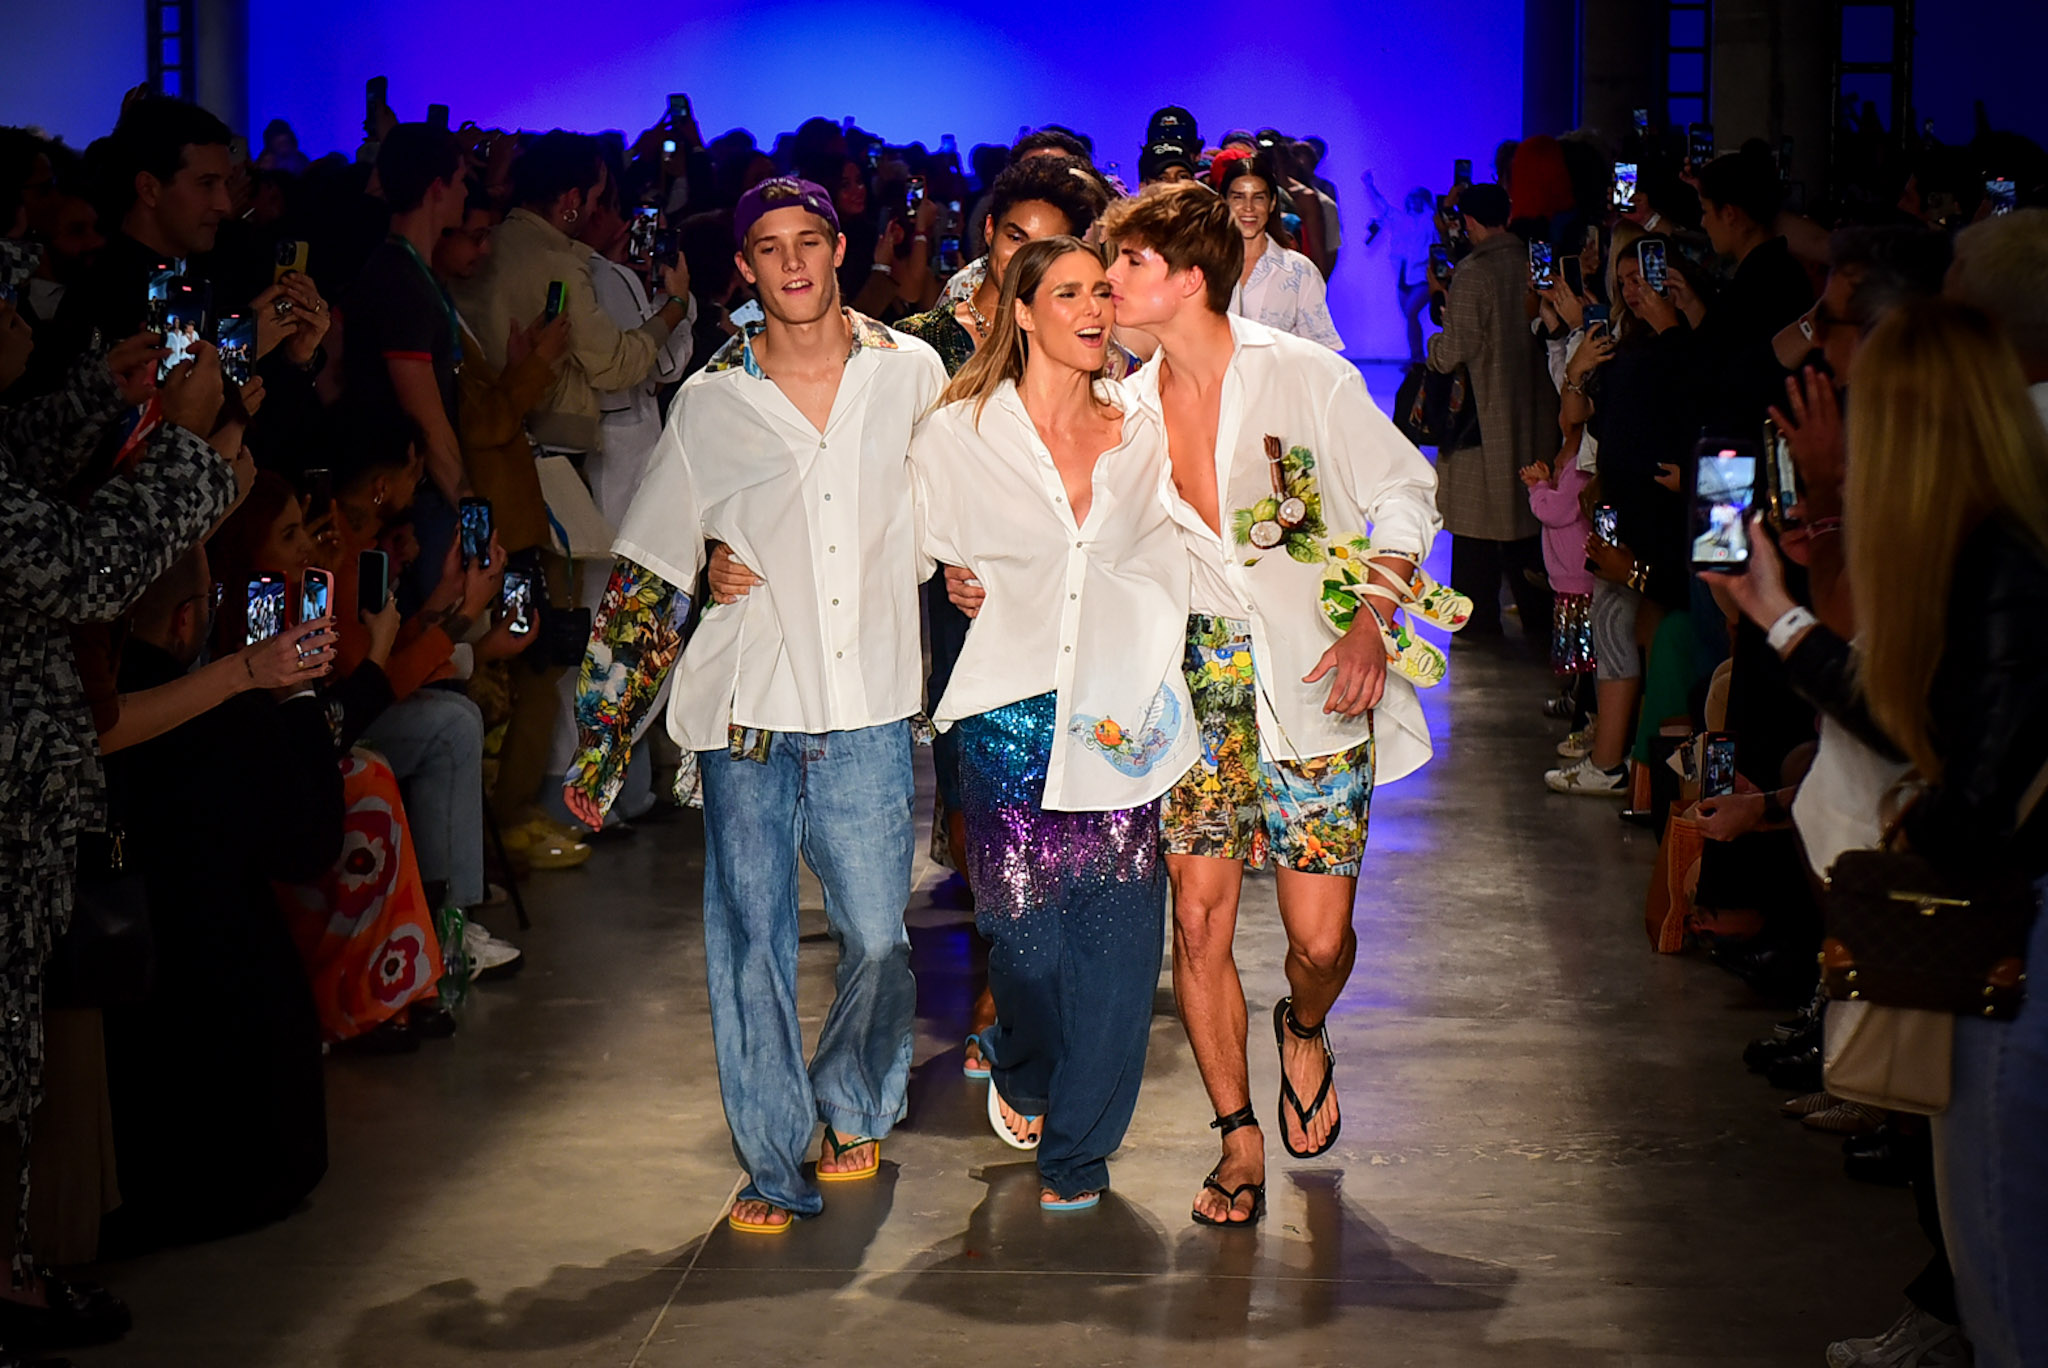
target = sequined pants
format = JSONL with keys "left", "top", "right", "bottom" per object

{"left": 697, "top": 722, "right": 916, "bottom": 1217}
{"left": 957, "top": 694, "right": 1165, "bottom": 1199}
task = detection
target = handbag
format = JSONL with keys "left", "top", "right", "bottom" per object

{"left": 46, "top": 823, "right": 155, "bottom": 1009}
{"left": 1394, "top": 362, "right": 1482, "bottom": 453}
{"left": 1823, "top": 1001, "right": 1953, "bottom": 1115}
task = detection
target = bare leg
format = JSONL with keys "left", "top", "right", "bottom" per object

{"left": 1169, "top": 853, "right": 1262, "bottom": 1224}
{"left": 1591, "top": 677, "right": 1640, "bottom": 771}
{"left": 1271, "top": 868, "right": 1358, "bottom": 1154}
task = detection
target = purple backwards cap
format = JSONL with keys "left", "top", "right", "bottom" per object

{"left": 733, "top": 176, "right": 841, "bottom": 244}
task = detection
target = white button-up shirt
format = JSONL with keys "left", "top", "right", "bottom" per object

{"left": 912, "top": 380, "right": 1198, "bottom": 812}
{"left": 614, "top": 311, "right": 947, "bottom": 752}
{"left": 1229, "top": 241, "right": 1345, "bottom": 351}
{"left": 1127, "top": 314, "right": 1442, "bottom": 782}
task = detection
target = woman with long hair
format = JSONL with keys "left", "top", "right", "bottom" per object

{"left": 910, "top": 237, "right": 1196, "bottom": 1209}
{"left": 1217, "top": 153, "right": 1344, "bottom": 350}
{"left": 1721, "top": 299, "right": 2048, "bottom": 1367}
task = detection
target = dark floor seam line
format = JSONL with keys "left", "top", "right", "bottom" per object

{"left": 627, "top": 1174, "right": 745, "bottom": 1367}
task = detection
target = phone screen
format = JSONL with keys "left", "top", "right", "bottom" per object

{"left": 1428, "top": 243, "right": 1451, "bottom": 282}
{"left": 1688, "top": 122, "right": 1715, "bottom": 166}
{"left": 502, "top": 569, "right": 534, "bottom": 637}
{"left": 212, "top": 312, "right": 256, "bottom": 387}
{"left": 1453, "top": 158, "right": 1472, "bottom": 186}
{"left": 906, "top": 175, "right": 926, "bottom": 210}
{"left": 1987, "top": 178, "right": 2017, "bottom": 215}
{"left": 544, "top": 280, "right": 568, "bottom": 321}
{"left": 299, "top": 568, "right": 331, "bottom": 626}
{"left": 1631, "top": 108, "right": 1650, "bottom": 131}
{"left": 1768, "top": 425, "right": 1804, "bottom": 528}
{"left": 459, "top": 498, "right": 493, "bottom": 567}
{"left": 1692, "top": 445, "right": 1758, "bottom": 572}
{"left": 1529, "top": 241, "right": 1555, "bottom": 289}
{"left": 153, "top": 278, "right": 209, "bottom": 381}
{"left": 1612, "top": 162, "right": 1638, "bottom": 210}
{"left": 358, "top": 549, "right": 391, "bottom": 616}
{"left": 246, "top": 575, "right": 288, "bottom": 646}
{"left": 1703, "top": 735, "right": 1737, "bottom": 798}
{"left": 628, "top": 208, "right": 658, "bottom": 261}
{"left": 1638, "top": 239, "right": 1668, "bottom": 295}
{"left": 1593, "top": 504, "right": 1619, "bottom": 544}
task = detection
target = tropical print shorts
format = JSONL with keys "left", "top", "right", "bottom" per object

{"left": 1162, "top": 615, "right": 1374, "bottom": 877}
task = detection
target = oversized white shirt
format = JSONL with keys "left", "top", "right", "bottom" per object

{"left": 911, "top": 380, "right": 1198, "bottom": 812}
{"left": 1230, "top": 241, "right": 1345, "bottom": 351}
{"left": 614, "top": 311, "right": 948, "bottom": 752}
{"left": 1127, "top": 314, "right": 1442, "bottom": 782}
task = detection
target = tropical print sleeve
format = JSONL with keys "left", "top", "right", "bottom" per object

{"left": 564, "top": 556, "right": 692, "bottom": 821}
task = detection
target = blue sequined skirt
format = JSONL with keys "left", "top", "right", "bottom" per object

{"left": 954, "top": 693, "right": 1163, "bottom": 923}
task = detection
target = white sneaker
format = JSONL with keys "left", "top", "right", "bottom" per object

{"left": 463, "top": 922, "right": 524, "bottom": 982}
{"left": 1556, "top": 728, "right": 1593, "bottom": 759}
{"left": 1544, "top": 756, "right": 1626, "bottom": 795}
{"left": 1826, "top": 1306, "right": 1968, "bottom": 1368}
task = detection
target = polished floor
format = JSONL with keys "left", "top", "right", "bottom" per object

{"left": 76, "top": 641, "right": 1923, "bottom": 1367}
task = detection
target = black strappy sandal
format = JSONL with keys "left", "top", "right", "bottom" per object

{"left": 1273, "top": 997, "right": 1342, "bottom": 1159}
{"left": 1190, "top": 1104, "right": 1266, "bottom": 1228}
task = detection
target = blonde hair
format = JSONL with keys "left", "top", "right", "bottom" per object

{"left": 1846, "top": 299, "right": 2048, "bottom": 778}
{"left": 937, "top": 236, "right": 1108, "bottom": 421}
{"left": 1948, "top": 208, "right": 2048, "bottom": 366}
{"left": 1605, "top": 219, "right": 1647, "bottom": 341}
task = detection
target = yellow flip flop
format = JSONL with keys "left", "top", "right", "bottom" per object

{"left": 727, "top": 1202, "right": 795, "bottom": 1235}
{"left": 815, "top": 1126, "right": 880, "bottom": 1183}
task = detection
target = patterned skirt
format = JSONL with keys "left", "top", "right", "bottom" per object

{"left": 1552, "top": 592, "right": 1597, "bottom": 677}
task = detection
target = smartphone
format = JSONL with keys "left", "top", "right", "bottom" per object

{"left": 938, "top": 234, "right": 962, "bottom": 270}
{"left": 1561, "top": 256, "right": 1584, "bottom": 295}
{"left": 1529, "top": 240, "right": 1555, "bottom": 290}
{"left": 543, "top": 280, "right": 568, "bottom": 322}
{"left": 1702, "top": 732, "right": 1737, "bottom": 799}
{"left": 1612, "top": 162, "right": 1638, "bottom": 210}
{"left": 211, "top": 312, "right": 255, "bottom": 387}
{"left": 458, "top": 497, "right": 493, "bottom": 568}
{"left": 651, "top": 227, "right": 681, "bottom": 273}
{"left": 1691, "top": 441, "right": 1759, "bottom": 573}
{"left": 500, "top": 568, "right": 535, "bottom": 637}
{"left": 1764, "top": 419, "right": 1804, "bottom": 530}
{"left": 1453, "top": 158, "right": 1472, "bottom": 186}
{"left": 1428, "top": 242, "right": 1452, "bottom": 284}
{"left": 661, "top": 140, "right": 677, "bottom": 155}
{"left": 668, "top": 93, "right": 691, "bottom": 125}
{"left": 152, "top": 276, "right": 210, "bottom": 380}
{"left": 1687, "top": 122, "right": 1715, "bottom": 167}
{"left": 939, "top": 133, "right": 958, "bottom": 157}
{"left": 1637, "top": 238, "right": 1668, "bottom": 295}
{"left": 1583, "top": 302, "right": 1611, "bottom": 333}
{"left": 298, "top": 567, "right": 332, "bottom": 626}
{"left": 366, "top": 77, "right": 388, "bottom": 119}
{"left": 1586, "top": 503, "right": 1620, "bottom": 576}
{"left": 358, "top": 549, "right": 391, "bottom": 617}
{"left": 302, "top": 467, "right": 333, "bottom": 519}
{"left": 905, "top": 175, "right": 926, "bottom": 210}
{"left": 246, "top": 574, "right": 288, "bottom": 646}
{"left": 1987, "top": 177, "right": 2017, "bottom": 216}
{"left": 427, "top": 103, "right": 449, "bottom": 133}
{"left": 274, "top": 239, "right": 310, "bottom": 283}
{"left": 627, "top": 207, "right": 658, "bottom": 261}
{"left": 1631, "top": 108, "right": 1650, "bottom": 132}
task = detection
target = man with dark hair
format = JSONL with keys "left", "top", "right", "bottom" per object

{"left": 565, "top": 177, "right": 946, "bottom": 1237}
{"left": 1697, "top": 148, "right": 1813, "bottom": 349}
{"left": 1140, "top": 142, "right": 1198, "bottom": 187}
{"left": 344, "top": 124, "right": 470, "bottom": 504}
{"left": 1013, "top": 127, "right": 1091, "bottom": 164}
{"left": 1090, "top": 183, "right": 1440, "bottom": 1227}
{"left": 1426, "top": 182, "right": 1554, "bottom": 642}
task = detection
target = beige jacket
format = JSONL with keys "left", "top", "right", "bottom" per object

{"left": 452, "top": 209, "right": 674, "bottom": 453}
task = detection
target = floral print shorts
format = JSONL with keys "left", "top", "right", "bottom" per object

{"left": 1162, "top": 615, "right": 1373, "bottom": 877}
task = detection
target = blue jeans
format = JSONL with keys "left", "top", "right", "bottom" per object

{"left": 697, "top": 722, "right": 916, "bottom": 1216}
{"left": 1933, "top": 889, "right": 2048, "bottom": 1368}
{"left": 361, "top": 687, "right": 485, "bottom": 908}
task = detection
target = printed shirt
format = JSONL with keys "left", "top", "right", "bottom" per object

{"left": 911, "top": 380, "right": 1198, "bottom": 812}
{"left": 1125, "top": 314, "right": 1442, "bottom": 781}
{"left": 1230, "top": 242, "right": 1345, "bottom": 351}
{"left": 613, "top": 310, "right": 948, "bottom": 751}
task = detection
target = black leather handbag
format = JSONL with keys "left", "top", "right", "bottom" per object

{"left": 1394, "top": 361, "right": 1483, "bottom": 454}
{"left": 47, "top": 823, "right": 155, "bottom": 1009}
{"left": 1821, "top": 768, "right": 2047, "bottom": 1021}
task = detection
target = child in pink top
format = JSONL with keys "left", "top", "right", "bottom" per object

{"left": 1521, "top": 450, "right": 1597, "bottom": 681}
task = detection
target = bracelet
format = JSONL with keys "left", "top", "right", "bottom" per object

{"left": 1625, "top": 560, "right": 1648, "bottom": 592}
{"left": 870, "top": 261, "right": 893, "bottom": 273}
{"left": 1765, "top": 605, "right": 1818, "bottom": 655}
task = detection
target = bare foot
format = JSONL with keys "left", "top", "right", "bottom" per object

{"left": 729, "top": 1197, "right": 792, "bottom": 1232}
{"left": 994, "top": 1090, "right": 1041, "bottom": 1146}
{"left": 1191, "top": 1123, "right": 1264, "bottom": 1225}
{"left": 818, "top": 1135, "right": 877, "bottom": 1178}
{"left": 1042, "top": 1188, "right": 1099, "bottom": 1207}
{"left": 1278, "top": 1016, "right": 1340, "bottom": 1154}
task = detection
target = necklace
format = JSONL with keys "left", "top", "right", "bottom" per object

{"left": 962, "top": 291, "right": 991, "bottom": 336}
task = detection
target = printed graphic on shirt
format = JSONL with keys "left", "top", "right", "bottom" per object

{"left": 566, "top": 558, "right": 690, "bottom": 818}
{"left": 1068, "top": 683, "right": 1184, "bottom": 777}
{"left": 1230, "top": 437, "right": 1327, "bottom": 565}
{"left": 703, "top": 308, "right": 902, "bottom": 379}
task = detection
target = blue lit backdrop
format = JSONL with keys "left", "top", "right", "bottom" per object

{"left": 246, "top": 0, "right": 1526, "bottom": 361}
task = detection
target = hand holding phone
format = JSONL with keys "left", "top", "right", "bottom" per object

{"left": 1637, "top": 239, "right": 1668, "bottom": 295}
{"left": 543, "top": 280, "right": 568, "bottom": 322}
{"left": 298, "top": 567, "right": 332, "bottom": 626}
{"left": 500, "top": 568, "right": 535, "bottom": 637}
{"left": 458, "top": 497, "right": 494, "bottom": 568}
{"left": 1612, "top": 162, "right": 1638, "bottom": 211}
{"left": 1690, "top": 441, "right": 1759, "bottom": 573}
{"left": 245, "top": 575, "right": 289, "bottom": 646}
{"left": 1529, "top": 241, "right": 1556, "bottom": 290}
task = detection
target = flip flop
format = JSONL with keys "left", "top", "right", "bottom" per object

{"left": 987, "top": 1079, "right": 1042, "bottom": 1151}
{"left": 815, "top": 1126, "right": 879, "bottom": 1182}
{"left": 1189, "top": 1104, "right": 1265, "bottom": 1228}
{"left": 727, "top": 1202, "right": 795, "bottom": 1235}
{"left": 1273, "top": 997, "right": 1342, "bottom": 1160}
{"left": 962, "top": 1035, "right": 992, "bottom": 1081}
{"left": 1041, "top": 1190, "right": 1101, "bottom": 1212}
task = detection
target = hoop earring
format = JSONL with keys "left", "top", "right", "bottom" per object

{"left": 564, "top": 208, "right": 580, "bottom": 225}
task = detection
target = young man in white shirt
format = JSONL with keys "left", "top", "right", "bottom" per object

{"left": 562, "top": 177, "right": 947, "bottom": 1236}
{"left": 1103, "top": 183, "right": 1441, "bottom": 1227}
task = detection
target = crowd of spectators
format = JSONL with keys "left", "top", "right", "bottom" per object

{"left": 1405, "top": 105, "right": 2047, "bottom": 1368}
{"left": 1, "top": 73, "right": 2045, "bottom": 1366}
